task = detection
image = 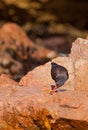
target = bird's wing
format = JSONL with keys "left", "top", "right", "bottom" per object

{"left": 56, "top": 74, "right": 68, "bottom": 87}
{"left": 51, "top": 67, "right": 60, "bottom": 80}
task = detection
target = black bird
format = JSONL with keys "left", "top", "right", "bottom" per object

{"left": 50, "top": 62, "right": 69, "bottom": 95}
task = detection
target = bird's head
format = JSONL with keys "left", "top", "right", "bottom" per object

{"left": 51, "top": 62, "right": 58, "bottom": 67}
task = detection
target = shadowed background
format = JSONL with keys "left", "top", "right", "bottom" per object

{"left": 0, "top": 0, "right": 88, "bottom": 81}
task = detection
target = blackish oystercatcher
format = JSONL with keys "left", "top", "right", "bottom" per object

{"left": 50, "top": 62, "right": 69, "bottom": 95}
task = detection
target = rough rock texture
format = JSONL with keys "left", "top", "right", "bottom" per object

{"left": 70, "top": 38, "right": 88, "bottom": 91}
{"left": 0, "top": 38, "right": 88, "bottom": 129}
{"left": 70, "top": 38, "right": 88, "bottom": 61}
{"left": 75, "top": 59, "right": 88, "bottom": 91}
{"left": 0, "top": 74, "right": 18, "bottom": 89}
{"left": 20, "top": 57, "right": 75, "bottom": 91}
{"left": 20, "top": 38, "right": 88, "bottom": 91}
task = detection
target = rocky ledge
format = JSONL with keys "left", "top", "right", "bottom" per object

{"left": 0, "top": 38, "right": 88, "bottom": 129}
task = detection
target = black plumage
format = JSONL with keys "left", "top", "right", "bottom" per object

{"left": 50, "top": 62, "right": 69, "bottom": 94}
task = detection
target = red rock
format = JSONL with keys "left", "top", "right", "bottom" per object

{"left": 58, "top": 91, "right": 88, "bottom": 121}
{"left": 0, "top": 23, "right": 57, "bottom": 60}
{"left": 0, "top": 38, "right": 88, "bottom": 129}
{"left": 70, "top": 38, "right": 88, "bottom": 91}
{"left": 1, "top": 23, "right": 34, "bottom": 47}
{"left": 75, "top": 59, "right": 88, "bottom": 91}
{"left": 0, "top": 85, "right": 88, "bottom": 129}
{"left": 70, "top": 38, "right": 88, "bottom": 61}
{"left": 19, "top": 57, "right": 75, "bottom": 91}
{"left": 0, "top": 74, "right": 18, "bottom": 90}
{"left": 0, "top": 51, "right": 23, "bottom": 80}
{"left": 0, "top": 23, "right": 57, "bottom": 80}
{"left": 19, "top": 37, "right": 88, "bottom": 123}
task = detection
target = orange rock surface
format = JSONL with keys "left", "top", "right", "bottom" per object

{"left": 0, "top": 38, "right": 88, "bottom": 129}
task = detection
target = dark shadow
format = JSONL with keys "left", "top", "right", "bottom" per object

{"left": 55, "top": 89, "right": 67, "bottom": 92}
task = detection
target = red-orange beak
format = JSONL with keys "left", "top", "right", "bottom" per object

{"left": 50, "top": 86, "right": 58, "bottom": 95}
